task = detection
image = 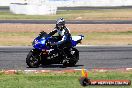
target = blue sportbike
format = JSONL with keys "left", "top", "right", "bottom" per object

{"left": 26, "top": 31, "right": 84, "bottom": 68}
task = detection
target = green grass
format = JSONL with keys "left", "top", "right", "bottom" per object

{"left": 0, "top": 32, "right": 36, "bottom": 36}
{"left": 73, "top": 31, "right": 132, "bottom": 45}
{"left": 0, "top": 71, "right": 131, "bottom": 88}
{"left": 1, "top": 9, "right": 132, "bottom": 20}
{"left": 83, "top": 31, "right": 132, "bottom": 40}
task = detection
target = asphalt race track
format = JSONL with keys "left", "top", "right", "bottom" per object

{"left": 1, "top": 20, "right": 132, "bottom": 24}
{"left": 0, "top": 46, "right": 132, "bottom": 70}
{"left": 58, "top": 6, "right": 132, "bottom": 10}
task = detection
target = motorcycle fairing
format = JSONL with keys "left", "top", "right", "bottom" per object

{"left": 33, "top": 36, "right": 49, "bottom": 50}
{"left": 33, "top": 34, "right": 84, "bottom": 50}
{"left": 71, "top": 35, "right": 84, "bottom": 46}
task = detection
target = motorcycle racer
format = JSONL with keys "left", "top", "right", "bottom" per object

{"left": 26, "top": 18, "right": 84, "bottom": 67}
{"left": 48, "top": 18, "right": 72, "bottom": 49}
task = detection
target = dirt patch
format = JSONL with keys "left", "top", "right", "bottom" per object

{"left": 1, "top": 24, "right": 132, "bottom": 33}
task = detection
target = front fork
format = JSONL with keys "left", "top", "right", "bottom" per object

{"left": 31, "top": 49, "right": 42, "bottom": 60}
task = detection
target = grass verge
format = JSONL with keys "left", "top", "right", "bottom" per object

{"left": 1, "top": 9, "right": 132, "bottom": 20}
{"left": 0, "top": 71, "right": 131, "bottom": 88}
{"left": 1, "top": 31, "right": 132, "bottom": 46}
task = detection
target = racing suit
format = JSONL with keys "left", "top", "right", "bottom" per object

{"left": 48, "top": 26, "right": 72, "bottom": 49}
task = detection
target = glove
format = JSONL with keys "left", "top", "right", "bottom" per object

{"left": 39, "top": 31, "right": 46, "bottom": 36}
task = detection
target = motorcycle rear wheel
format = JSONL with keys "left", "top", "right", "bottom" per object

{"left": 26, "top": 51, "right": 41, "bottom": 68}
{"left": 63, "top": 48, "right": 79, "bottom": 67}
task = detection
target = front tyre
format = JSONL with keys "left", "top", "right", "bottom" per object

{"left": 26, "top": 50, "right": 41, "bottom": 68}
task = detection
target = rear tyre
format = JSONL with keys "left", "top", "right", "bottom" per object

{"left": 26, "top": 50, "right": 41, "bottom": 68}
{"left": 63, "top": 48, "right": 79, "bottom": 67}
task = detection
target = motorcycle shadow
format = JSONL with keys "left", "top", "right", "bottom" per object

{"left": 40, "top": 64, "right": 84, "bottom": 68}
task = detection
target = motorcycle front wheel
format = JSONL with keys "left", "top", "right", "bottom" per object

{"left": 26, "top": 50, "right": 41, "bottom": 68}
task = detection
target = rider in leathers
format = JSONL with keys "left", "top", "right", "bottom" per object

{"left": 48, "top": 18, "right": 72, "bottom": 49}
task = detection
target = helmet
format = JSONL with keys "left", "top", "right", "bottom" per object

{"left": 56, "top": 18, "right": 65, "bottom": 30}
